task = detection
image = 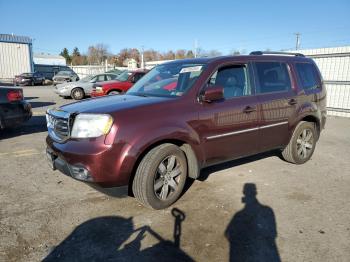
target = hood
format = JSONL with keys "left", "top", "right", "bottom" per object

{"left": 59, "top": 94, "right": 171, "bottom": 114}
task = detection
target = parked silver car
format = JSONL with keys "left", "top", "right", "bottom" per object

{"left": 54, "top": 73, "right": 119, "bottom": 100}
{"left": 53, "top": 70, "right": 79, "bottom": 85}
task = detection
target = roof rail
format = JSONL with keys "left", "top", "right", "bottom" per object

{"left": 249, "top": 51, "right": 305, "bottom": 57}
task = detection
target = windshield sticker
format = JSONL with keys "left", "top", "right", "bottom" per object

{"left": 180, "top": 66, "right": 202, "bottom": 73}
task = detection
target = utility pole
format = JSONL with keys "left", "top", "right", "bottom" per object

{"left": 194, "top": 39, "right": 198, "bottom": 58}
{"left": 295, "top": 33, "right": 301, "bottom": 50}
{"left": 140, "top": 45, "right": 144, "bottom": 69}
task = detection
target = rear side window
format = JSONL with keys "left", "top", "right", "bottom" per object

{"left": 295, "top": 63, "right": 320, "bottom": 90}
{"left": 255, "top": 62, "right": 291, "bottom": 93}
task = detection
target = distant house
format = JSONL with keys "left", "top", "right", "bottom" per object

{"left": 124, "top": 58, "right": 138, "bottom": 69}
{"left": 33, "top": 53, "right": 66, "bottom": 66}
{"left": 0, "top": 34, "right": 33, "bottom": 80}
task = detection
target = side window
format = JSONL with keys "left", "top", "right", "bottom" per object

{"left": 106, "top": 74, "right": 116, "bottom": 80}
{"left": 208, "top": 65, "right": 250, "bottom": 99}
{"left": 295, "top": 63, "right": 320, "bottom": 90}
{"left": 96, "top": 75, "right": 105, "bottom": 82}
{"left": 133, "top": 73, "right": 144, "bottom": 83}
{"left": 255, "top": 62, "right": 291, "bottom": 93}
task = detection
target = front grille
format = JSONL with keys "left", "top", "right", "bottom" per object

{"left": 46, "top": 109, "right": 71, "bottom": 142}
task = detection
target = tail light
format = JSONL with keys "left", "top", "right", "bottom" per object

{"left": 7, "top": 90, "right": 23, "bottom": 102}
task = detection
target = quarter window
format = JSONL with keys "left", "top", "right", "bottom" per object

{"left": 295, "top": 63, "right": 320, "bottom": 90}
{"left": 208, "top": 65, "right": 251, "bottom": 99}
{"left": 255, "top": 62, "right": 291, "bottom": 93}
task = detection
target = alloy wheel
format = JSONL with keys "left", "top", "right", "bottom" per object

{"left": 153, "top": 155, "right": 182, "bottom": 200}
{"left": 296, "top": 128, "right": 314, "bottom": 159}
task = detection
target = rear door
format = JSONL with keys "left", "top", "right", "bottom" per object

{"left": 253, "top": 61, "right": 298, "bottom": 151}
{"left": 198, "top": 63, "right": 260, "bottom": 165}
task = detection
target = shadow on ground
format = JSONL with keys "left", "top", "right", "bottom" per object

{"left": 198, "top": 151, "right": 279, "bottom": 181}
{"left": 29, "top": 101, "right": 56, "bottom": 108}
{"left": 0, "top": 116, "right": 47, "bottom": 139}
{"left": 225, "top": 183, "right": 281, "bottom": 262}
{"left": 43, "top": 208, "right": 194, "bottom": 262}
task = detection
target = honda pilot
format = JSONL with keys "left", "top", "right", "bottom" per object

{"left": 46, "top": 51, "right": 327, "bottom": 209}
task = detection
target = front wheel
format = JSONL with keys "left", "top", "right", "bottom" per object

{"left": 132, "top": 144, "right": 188, "bottom": 209}
{"left": 108, "top": 90, "right": 120, "bottom": 95}
{"left": 281, "top": 121, "right": 317, "bottom": 164}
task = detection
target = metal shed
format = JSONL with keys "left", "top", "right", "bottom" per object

{"left": 0, "top": 34, "right": 33, "bottom": 81}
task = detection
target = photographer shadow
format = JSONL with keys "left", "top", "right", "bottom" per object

{"left": 43, "top": 208, "right": 193, "bottom": 262}
{"left": 225, "top": 183, "right": 280, "bottom": 262}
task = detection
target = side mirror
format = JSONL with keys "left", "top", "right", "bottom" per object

{"left": 202, "top": 85, "right": 224, "bottom": 103}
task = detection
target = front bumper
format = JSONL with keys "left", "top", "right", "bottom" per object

{"left": 14, "top": 79, "right": 31, "bottom": 86}
{"left": 91, "top": 91, "right": 105, "bottom": 97}
{"left": 46, "top": 135, "right": 136, "bottom": 187}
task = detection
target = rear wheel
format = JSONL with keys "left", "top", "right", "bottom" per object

{"left": 281, "top": 121, "right": 317, "bottom": 164}
{"left": 71, "top": 88, "right": 85, "bottom": 100}
{"left": 132, "top": 144, "right": 187, "bottom": 209}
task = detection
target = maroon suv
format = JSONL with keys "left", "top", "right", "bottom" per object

{"left": 46, "top": 51, "right": 327, "bottom": 209}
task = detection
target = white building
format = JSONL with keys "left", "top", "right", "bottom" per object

{"left": 33, "top": 53, "right": 66, "bottom": 66}
{"left": 0, "top": 34, "right": 33, "bottom": 81}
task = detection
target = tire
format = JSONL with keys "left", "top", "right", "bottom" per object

{"left": 281, "top": 121, "right": 317, "bottom": 164}
{"left": 132, "top": 143, "right": 188, "bottom": 209}
{"left": 108, "top": 90, "right": 120, "bottom": 95}
{"left": 71, "top": 88, "right": 85, "bottom": 100}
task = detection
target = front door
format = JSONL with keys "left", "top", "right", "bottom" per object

{"left": 197, "top": 63, "right": 260, "bottom": 166}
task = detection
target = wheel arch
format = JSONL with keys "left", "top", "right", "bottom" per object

{"left": 127, "top": 138, "right": 201, "bottom": 196}
{"left": 107, "top": 89, "right": 123, "bottom": 95}
{"left": 300, "top": 114, "right": 321, "bottom": 140}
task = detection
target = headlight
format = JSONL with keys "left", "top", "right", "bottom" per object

{"left": 95, "top": 86, "right": 103, "bottom": 91}
{"left": 71, "top": 114, "right": 113, "bottom": 138}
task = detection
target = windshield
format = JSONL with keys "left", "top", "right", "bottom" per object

{"left": 21, "top": 73, "right": 33, "bottom": 77}
{"left": 80, "top": 75, "right": 93, "bottom": 82}
{"left": 116, "top": 70, "right": 131, "bottom": 81}
{"left": 56, "top": 71, "right": 72, "bottom": 76}
{"left": 127, "top": 63, "right": 206, "bottom": 97}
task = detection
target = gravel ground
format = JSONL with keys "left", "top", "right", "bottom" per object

{"left": 0, "top": 86, "right": 349, "bottom": 261}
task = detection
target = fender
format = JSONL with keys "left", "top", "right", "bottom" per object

{"left": 117, "top": 123, "right": 205, "bottom": 181}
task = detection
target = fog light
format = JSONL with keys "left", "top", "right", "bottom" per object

{"left": 70, "top": 165, "right": 93, "bottom": 181}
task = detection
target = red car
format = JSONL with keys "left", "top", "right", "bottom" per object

{"left": 91, "top": 70, "right": 148, "bottom": 96}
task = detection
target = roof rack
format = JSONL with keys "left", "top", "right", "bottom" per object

{"left": 249, "top": 51, "right": 305, "bottom": 57}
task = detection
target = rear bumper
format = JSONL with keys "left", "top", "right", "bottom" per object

{"left": 0, "top": 101, "right": 32, "bottom": 128}
{"left": 54, "top": 87, "right": 71, "bottom": 96}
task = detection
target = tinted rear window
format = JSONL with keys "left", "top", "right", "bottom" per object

{"left": 295, "top": 63, "right": 320, "bottom": 90}
{"left": 255, "top": 62, "right": 291, "bottom": 93}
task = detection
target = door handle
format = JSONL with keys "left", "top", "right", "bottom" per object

{"left": 288, "top": 99, "right": 297, "bottom": 105}
{"left": 243, "top": 106, "right": 256, "bottom": 114}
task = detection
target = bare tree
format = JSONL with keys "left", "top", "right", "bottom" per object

{"left": 87, "top": 43, "right": 109, "bottom": 65}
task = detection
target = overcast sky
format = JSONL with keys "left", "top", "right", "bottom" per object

{"left": 1, "top": 0, "right": 349, "bottom": 55}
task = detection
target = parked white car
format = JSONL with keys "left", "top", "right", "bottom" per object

{"left": 54, "top": 73, "right": 119, "bottom": 100}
